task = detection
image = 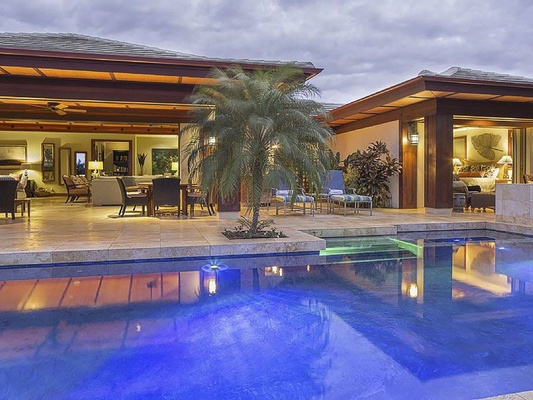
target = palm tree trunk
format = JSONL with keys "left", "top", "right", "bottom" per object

{"left": 251, "top": 204, "right": 260, "bottom": 234}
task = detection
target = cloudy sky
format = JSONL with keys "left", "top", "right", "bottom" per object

{"left": 2, "top": 0, "right": 533, "bottom": 104}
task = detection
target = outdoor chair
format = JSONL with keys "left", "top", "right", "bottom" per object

{"left": 117, "top": 177, "right": 149, "bottom": 217}
{"left": 186, "top": 185, "right": 215, "bottom": 217}
{"left": 152, "top": 177, "right": 181, "bottom": 217}
{"left": 0, "top": 178, "right": 18, "bottom": 220}
{"left": 271, "top": 185, "right": 314, "bottom": 217}
{"left": 317, "top": 170, "right": 347, "bottom": 213}
{"left": 62, "top": 175, "right": 91, "bottom": 203}
{"left": 322, "top": 170, "right": 372, "bottom": 215}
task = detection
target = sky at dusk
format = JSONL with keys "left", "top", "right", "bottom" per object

{"left": 2, "top": 0, "right": 532, "bottom": 104}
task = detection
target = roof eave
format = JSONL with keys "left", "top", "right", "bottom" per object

{"left": 0, "top": 47, "right": 322, "bottom": 79}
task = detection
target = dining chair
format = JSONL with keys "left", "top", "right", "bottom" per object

{"left": 117, "top": 177, "right": 149, "bottom": 217}
{"left": 186, "top": 185, "right": 214, "bottom": 216}
{"left": 152, "top": 177, "right": 181, "bottom": 217}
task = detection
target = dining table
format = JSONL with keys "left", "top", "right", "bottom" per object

{"left": 137, "top": 181, "right": 189, "bottom": 217}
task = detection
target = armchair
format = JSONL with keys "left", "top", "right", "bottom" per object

{"left": 0, "top": 178, "right": 18, "bottom": 220}
{"left": 62, "top": 175, "right": 91, "bottom": 203}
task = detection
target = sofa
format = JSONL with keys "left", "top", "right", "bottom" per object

{"left": 92, "top": 175, "right": 163, "bottom": 206}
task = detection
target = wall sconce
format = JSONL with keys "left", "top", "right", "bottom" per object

{"left": 88, "top": 160, "right": 103, "bottom": 179}
{"left": 407, "top": 122, "right": 419, "bottom": 145}
{"left": 497, "top": 155, "right": 513, "bottom": 180}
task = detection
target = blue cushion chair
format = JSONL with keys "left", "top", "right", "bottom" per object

{"left": 319, "top": 170, "right": 372, "bottom": 215}
{"left": 271, "top": 188, "right": 314, "bottom": 217}
{"left": 330, "top": 191, "right": 373, "bottom": 215}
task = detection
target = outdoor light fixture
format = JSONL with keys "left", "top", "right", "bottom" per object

{"left": 208, "top": 136, "right": 216, "bottom": 145}
{"left": 407, "top": 122, "right": 419, "bottom": 145}
{"left": 497, "top": 155, "right": 513, "bottom": 179}
{"left": 88, "top": 160, "right": 103, "bottom": 179}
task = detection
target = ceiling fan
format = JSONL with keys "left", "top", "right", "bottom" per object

{"left": 31, "top": 101, "right": 87, "bottom": 116}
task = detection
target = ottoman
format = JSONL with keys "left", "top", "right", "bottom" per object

{"left": 469, "top": 192, "right": 495, "bottom": 212}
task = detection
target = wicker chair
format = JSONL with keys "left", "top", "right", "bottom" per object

{"left": 62, "top": 175, "right": 91, "bottom": 203}
{"left": 0, "top": 179, "right": 19, "bottom": 220}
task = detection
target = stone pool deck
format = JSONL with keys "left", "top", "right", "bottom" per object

{"left": 0, "top": 196, "right": 529, "bottom": 268}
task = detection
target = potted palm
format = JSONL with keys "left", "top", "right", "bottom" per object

{"left": 184, "top": 65, "right": 334, "bottom": 237}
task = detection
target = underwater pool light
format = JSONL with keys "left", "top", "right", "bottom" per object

{"left": 201, "top": 263, "right": 228, "bottom": 272}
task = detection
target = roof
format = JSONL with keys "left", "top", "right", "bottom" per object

{"left": 418, "top": 67, "right": 533, "bottom": 85}
{"left": 328, "top": 66, "right": 533, "bottom": 133}
{"left": 0, "top": 32, "right": 317, "bottom": 69}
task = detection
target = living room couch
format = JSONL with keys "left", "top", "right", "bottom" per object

{"left": 92, "top": 175, "right": 163, "bottom": 206}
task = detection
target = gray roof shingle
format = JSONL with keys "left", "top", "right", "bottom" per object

{"left": 0, "top": 32, "right": 316, "bottom": 69}
{"left": 418, "top": 66, "right": 533, "bottom": 85}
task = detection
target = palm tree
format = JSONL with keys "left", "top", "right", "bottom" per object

{"left": 184, "top": 65, "right": 334, "bottom": 234}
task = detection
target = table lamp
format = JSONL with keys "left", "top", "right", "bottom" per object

{"left": 452, "top": 158, "right": 462, "bottom": 174}
{"left": 88, "top": 161, "right": 103, "bottom": 179}
{"left": 171, "top": 161, "right": 179, "bottom": 176}
{"left": 497, "top": 155, "right": 513, "bottom": 180}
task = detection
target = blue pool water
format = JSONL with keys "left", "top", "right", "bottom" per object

{"left": 1, "top": 230, "right": 533, "bottom": 399}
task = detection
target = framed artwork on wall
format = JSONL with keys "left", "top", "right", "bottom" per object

{"left": 75, "top": 151, "right": 87, "bottom": 176}
{"left": 453, "top": 136, "right": 466, "bottom": 160}
{"left": 42, "top": 143, "right": 55, "bottom": 182}
{"left": 0, "top": 144, "right": 26, "bottom": 169}
{"left": 152, "top": 148, "right": 178, "bottom": 175}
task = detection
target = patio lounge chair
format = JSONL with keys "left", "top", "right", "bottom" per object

{"left": 271, "top": 185, "right": 314, "bottom": 217}
{"left": 317, "top": 170, "right": 347, "bottom": 213}
{"left": 322, "top": 170, "right": 372, "bottom": 215}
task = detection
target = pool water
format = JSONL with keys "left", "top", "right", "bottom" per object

{"left": 1, "top": 230, "right": 533, "bottom": 399}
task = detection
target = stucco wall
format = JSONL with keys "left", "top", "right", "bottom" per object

{"left": 332, "top": 121, "right": 400, "bottom": 208}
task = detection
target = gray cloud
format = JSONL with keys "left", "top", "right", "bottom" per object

{"left": 1, "top": 0, "right": 532, "bottom": 104}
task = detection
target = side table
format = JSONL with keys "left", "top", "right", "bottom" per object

{"left": 14, "top": 198, "right": 31, "bottom": 218}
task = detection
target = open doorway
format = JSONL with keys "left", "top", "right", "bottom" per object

{"left": 91, "top": 139, "right": 132, "bottom": 176}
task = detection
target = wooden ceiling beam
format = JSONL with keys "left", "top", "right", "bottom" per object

{"left": 0, "top": 75, "right": 194, "bottom": 103}
{"left": 0, "top": 110, "right": 189, "bottom": 124}
{"left": 0, "top": 122, "right": 181, "bottom": 134}
{"left": 437, "top": 98, "right": 533, "bottom": 119}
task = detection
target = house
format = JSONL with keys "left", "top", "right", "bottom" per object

{"left": 327, "top": 67, "right": 533, "bottom": 212}
{"left": 0, "top": 32, "right": 321, "bottom": 197}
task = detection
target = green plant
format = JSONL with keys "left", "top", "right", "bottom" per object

{"left": 223, "top": 216, "right": 285, "bottom": 239}
{"left": 184, "top": 65, "right": 334, "bottom": 234}
{"left": 326, "top": 149, "right": 342, "bottom": 170}
{"left": 343, "top": 141, "right": 402, "bottom": 207}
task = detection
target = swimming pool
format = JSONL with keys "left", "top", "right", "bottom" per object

{"left": 1, "top": 230, "right": 533, "bottom": 399}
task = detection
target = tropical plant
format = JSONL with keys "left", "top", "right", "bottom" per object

{"left": 184, "top": 65, "right": 334, "bottom": 234}
{"left": 343, "top": 141, "right": 402, "bottom": 207}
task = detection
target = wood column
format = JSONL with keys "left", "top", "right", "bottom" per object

{"left": 399, "top": 121, "right": 418, "bottom": 208}
{"left": 424, "top": 113, "right": 453, "bottom": 209}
